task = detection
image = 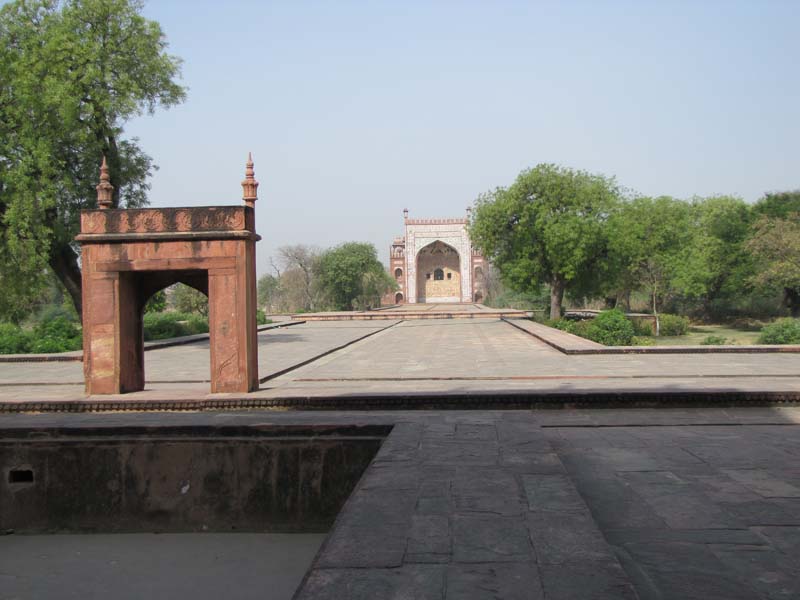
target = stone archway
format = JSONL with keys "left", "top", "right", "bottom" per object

{"left": 416, "top": 240, "right": 460, "bottom": 303}
{"left": 77, "top": 157, "right": 260, "bottom": 395}
{"left": 395, "top": 292, "right": 404, "bottom": 304}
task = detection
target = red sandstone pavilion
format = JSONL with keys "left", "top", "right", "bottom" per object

{"left": 385, "top": 209, "right": 488, "bottom": 305}
{"left": 77, "top": 156, "right": 260, "bottom": 395}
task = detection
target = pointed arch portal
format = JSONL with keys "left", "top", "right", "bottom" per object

{"left": 416, "top": 240, "right": 461, "bottom": 303}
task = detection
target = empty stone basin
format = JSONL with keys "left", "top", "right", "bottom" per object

{"left": 0, "top": 424, "right": 390, "bottom": 599}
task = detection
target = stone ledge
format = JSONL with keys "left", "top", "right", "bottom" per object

{"left": 3, "top": 389, "right": 800, "bottom": 413}
{"left": 503, "top": 317, "right": 800, "bottom": 355}
{"left": 0, "top": 320, "right": 305, "bottom": 363}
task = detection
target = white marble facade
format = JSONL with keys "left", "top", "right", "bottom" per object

{"left": 400, "top": 217, "right": 474, "bottom": 303}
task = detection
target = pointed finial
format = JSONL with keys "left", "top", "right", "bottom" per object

{"left": 466, "top": 206, "right": 472, "bottom": 217}
{"left": 96, "top": 156, "right": 113, "bottom": 209}
{"left": 242, "top": 152, "right": 259, "bottom": 209}
{"left": 403, "top": 208, "right": 409, "bottom": 220}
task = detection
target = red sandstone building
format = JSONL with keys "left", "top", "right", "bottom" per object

{"left": 385, "top": 209, "right": 487, "bottom": 305}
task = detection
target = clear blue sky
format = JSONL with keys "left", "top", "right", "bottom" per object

{"left": 124, "top": 0, "right": 800, "bottom": 272}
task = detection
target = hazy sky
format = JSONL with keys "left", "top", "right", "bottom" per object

{"left": 122, "top": 0, "right": 799, "bottom": 272}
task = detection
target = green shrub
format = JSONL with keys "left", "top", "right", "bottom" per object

{"left": 30, "top": 316, "right": 82, "bottom": 353}
{"left": 758, "top": 318, "right": 800, "bottom": 345}
{"left": 184, "top": 314, "right": 209, "bottom": 335}
{"left": 631, "top": 336, "right": 656, "bottom": 346}
{"left": 631, "top": 319, "right": 654, "bottom": 337}
{"left": 585, "top": 309, "right": 635, "bottom": 346}
{"left": 701, "top": 335, "right": 728, "bottom": 345}
{"left": 256, "top": 309, "right": 271, "bottom": 325}
{"left": 0, "top": 323, "right": 32, "bottom": 354}
{"left": 658, "top": 314, "right": 690, "bottom": 336}
{"left": 143, "top": 312, "right": 210, "bottom": 341}
{"left": 551, "top": 319, "right": 591, "bottom": 338}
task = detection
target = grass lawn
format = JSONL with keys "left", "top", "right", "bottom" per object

{"left": 653, "top": 324, "right": 761, "bottom": 346}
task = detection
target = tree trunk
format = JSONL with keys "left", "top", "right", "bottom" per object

{"left": 549, "top": 279, "right": 565, "bottom": 320}
{"left": 616, "top": 289, "right": 631, "bottom": 312}
{"left": 786, "top": 288, "right": 800, "bottom": 318}
{"left": 49, "top": 242, "right": 83, "bottom": 321}
{"left": 652, "top": 287, "right": 660, "bottom": 336}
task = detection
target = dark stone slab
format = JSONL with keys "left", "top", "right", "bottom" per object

{"left": 620, "top": 541, "right": 761, "bottom": 599}
{"left": 453, "top": 468, "right": 525, "bottom": 516}
{"left": 538, "top": 560, "right": 638, "bottom": 600}
{"left": 455, "top": 423, "right": 497, "bottom": 441}
{"left": 621, "top": 471, "right": 738, "bottom": 530}
{"left": 297, "top": 565, "right": 445, "bottom": 600}
{"left": 499, "top": 450, "right": 566, "bottom": 474}
{"left": 316, "top": 522, "right": 408, "bottom": 568}
{"left": 711, "top": 544, "right": 800, "bottom": 599}
{"left": 419, "top": 439, "right": 498, "bottom": 466}
{"left": 452, "top": 514, "right": 532, "bottom": 563}
{"left": 405, "top": 514, "right": 450, "bottom": 563}
{"left": 605, "top": 527, "right": 767, "bottom": 546}
{"left": 718, "top": 500, "right": 799, "bottom": 526}
{"left": 522, "top": 474, "right": 587, "bottom": 513}
{"left": 445, "top": 563, "right": 544, "bottom": 600}
{"left": 754, "top": 526, "right": 800, "bottom": 556}
{"left": 527, "top": 511, "right": 617, "bottom": 565}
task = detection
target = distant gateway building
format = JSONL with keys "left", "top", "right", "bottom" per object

{"left": 386, "top": 209, "right": 487, "bottom": 304}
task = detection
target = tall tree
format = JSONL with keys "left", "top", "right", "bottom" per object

{"left": 671, "top": 196, "right": 754, "bottom": 316}
{"left": 0, "top": 0, "right": 185, "bottom": 320}
{"left": 276, "top": 244, "right": 321, "bottom": 312}
{"left": 753, "top": 190, "right": 800, "bottom": 219}
{"left": 607, "top": 196, "right": 692, "bottom": 334}
{"left": 314, "top": 242, "right": 395, "bottom": 311}
{"left": 746, "top": 214, "right": 800, "bottom": 317}
{"left": 470, "top": 164, "right": 620, "bottom": 319}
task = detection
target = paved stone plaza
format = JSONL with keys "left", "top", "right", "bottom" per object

{"left": 2, "top": 317, "right": 800, "bottom": 598}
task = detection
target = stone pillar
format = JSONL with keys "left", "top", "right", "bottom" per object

{"left": 208, "top": 258, "right": 257, "bottom": 393}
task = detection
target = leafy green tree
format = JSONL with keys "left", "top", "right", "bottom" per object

{"left": 746, "top": 214, "right": 800, "bottom": 316}
{"left": 0, "top": 0, "right": 185, "bottom": 319}
{"left": 257, "top": 273, "right": 282, "bottom": 313}
{"left": 606, "top": 196, "right": 692, "bottom": 334}
{"left": 144, "top": 290, "right": 166, "bottom": 313}
{"left": 171, "top": 283, "right": 208, "bottom": 317}
{"left": 671, "top": 196, "right": 754, "bottom": 316}
{"left": 753, "top": 190, "right": 800, "bottom": 219}
{"left": 470, "top": 164, "right": 620, "bottom": 319}
{"left": 315, "top": 242, "right": 395, "bottom": 310}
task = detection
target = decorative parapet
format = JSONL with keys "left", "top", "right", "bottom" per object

{"left": 77, "top": 206, "right": 257, "bottom": 243}
{"left": 405, "top": 218, "right": 468, "bottom": 225}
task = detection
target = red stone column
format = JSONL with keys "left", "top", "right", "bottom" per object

{"left": 208, "top": 253, "right": 258, "bottom": 393}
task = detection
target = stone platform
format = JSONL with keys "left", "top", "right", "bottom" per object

{"left": 3, "top": 407, "right": 800, "bottom": 599}
{"left": 293, "top": 303, "right": 528, "bottom": 321}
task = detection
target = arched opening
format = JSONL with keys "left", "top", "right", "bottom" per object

{"left": 474, "top": 291, "right": 484, "bottom": 303}
{"left": 395, "top": 292, "right": 404, "bottom": 304}
{"left": 416, "top": 240, "right": 461, "bottom": 303}
{"left": 127, "top": 270, "right": 210, "bottom": 389}
{"left": 394, "top": 267, "right": 403, "bottom": 280}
